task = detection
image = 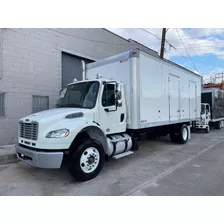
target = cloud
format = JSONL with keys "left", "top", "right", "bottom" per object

{"left": 164, "top": 28, "right": 224, "bottom": 61}
{"left": 186, "top": 28, "right": 223, "bottom": 38}
{"left": 108, "top": 28, "right": 161, "bottom": 53}
{"left": 107, "top": 28, "right": 224, "bottom": 74}
{"left": 203, "top": 67, "right": 224, "bottom": 84}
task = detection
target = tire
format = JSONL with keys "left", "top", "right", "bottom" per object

{"left": 169, "top": 133, "right": 180, "bottom": 142}
{"left": 179, "top": 124, "right": 189, "bottom": 144}
{"left": 68, "top": 139, "right": 105, "bottom": 182}
{"left": 147, "top": 132, "right": 158, "bottom": 140}
{"left": 216, "top": 121, "right": 221, "bottom": 129}
{"left": 205, "top": 126, "right": 210, "bottom": 133}
{"left": 131, "top": 138, "right": 139, "bottom": 151}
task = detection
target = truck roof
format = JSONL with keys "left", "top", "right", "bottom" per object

{"left": 202, "top": 88, "right": 224, "bottom": 93}
{"left": 65, "top": 78, "right": 117, "bottom": 87}
{"left": 87, "top": 48, "right": 202, "bottom": 78}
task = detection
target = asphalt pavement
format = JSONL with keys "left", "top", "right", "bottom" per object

{"left": 1, "top": 128, "right": 224, "bottom": 196}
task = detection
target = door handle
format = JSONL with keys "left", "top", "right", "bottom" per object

{"left": 120, "top": 113, "right": 124, "bottom": 122}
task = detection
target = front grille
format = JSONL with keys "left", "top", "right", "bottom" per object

{"left": 19, "top": 121, "right": 38, "bottom": 140}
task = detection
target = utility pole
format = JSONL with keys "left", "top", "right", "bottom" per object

{"left": 160, "top": 28, "right": 166, "bottom": 59}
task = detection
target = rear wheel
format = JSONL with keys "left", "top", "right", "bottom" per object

{"left": 170, "top": 124, "right": 189, "bottom": 144}
{"left": 68, "top": 139, "right": 105, "bottom": 182}
{"left": 215, "top": 121, "right": 221, "bottom": 129}
{"left": 169, "top": 133, "right": 180, "bottom": 142}
{"left": 179, "top": 124, "right": 189, "bottom": 144}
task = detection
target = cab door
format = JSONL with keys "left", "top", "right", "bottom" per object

{"left": 99, "top": 82, "right": 126, "bottom": 134}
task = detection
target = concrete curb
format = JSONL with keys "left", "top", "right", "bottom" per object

{"left": 0, "top": 145, "right": 19, "bottom": 165}
{"left": 0, "top": 153, "right": 18, "bottom": 165}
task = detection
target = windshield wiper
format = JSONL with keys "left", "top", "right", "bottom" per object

{"left": 56, "top": 103, "right": 63, "bottom": 108}
{"left": 61, "top": 103, "right": 80, "bottom": 108}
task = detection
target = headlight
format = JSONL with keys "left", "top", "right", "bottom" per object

{"left": 46, "top": 129, "right": 70, "bottom": 138}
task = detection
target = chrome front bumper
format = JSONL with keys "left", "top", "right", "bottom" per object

{"left": 15, "top": 144, "right": 64, "bottom": 169}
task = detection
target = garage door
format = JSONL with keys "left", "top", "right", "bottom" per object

{"left": 62, "top": 52, "right": 93, "bottom": 88}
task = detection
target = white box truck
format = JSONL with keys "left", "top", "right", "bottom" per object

{"left": 195, "top": 88, "right": 224, "bottom": 132}
{"left": 15, "top": 49, "right": 202, "bottom": 181}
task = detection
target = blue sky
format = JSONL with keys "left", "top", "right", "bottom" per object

{"left": 108, "top": 28, "right": 224, "bottom": 82}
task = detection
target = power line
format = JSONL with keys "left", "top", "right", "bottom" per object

{"left": 173, "top": 29, "right": 221, "bottom": 77}
{"left": 141, "top": 28, "right": 224, "bottom": 42}
{"left": 168, "top": 42, "right": 224, "bottom": 49}
{"left": 140, "top": 28, "right": 201, "bottom": 73}
{"left": 165, "top": 40, "right": 190, "bottom": 63}
{"left": 169, "top": 30, "right": 224, "bottom": 43}
{"left": 171, "top": 46, "right": 224, "bottom": 50}
{"left": 182, "top": 30, "right": 213, "bottom": 62}
{"left": 139, "top": 28, "right": 160, "bottom": 40}
{"left": 174, "top": 28, "right": 201, "bottom": 74}
{"left": 165, "top": 39, "right": 200, "bottom": 74}
{"left": 183, "top": 29, "right": 218, "bottom": 73}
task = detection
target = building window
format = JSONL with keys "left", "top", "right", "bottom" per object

{"left": 32, "top": 95, "right": 49, "bottom": 113}
{"left": 0, "top": 93, "right": 5, "bottom": 117}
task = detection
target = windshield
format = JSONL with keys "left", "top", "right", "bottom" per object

{"left": 201, "top": 104, "right": 205, "bottom": 114}
{"left": 57, "top": 81, "right": 100, "bottom": 109}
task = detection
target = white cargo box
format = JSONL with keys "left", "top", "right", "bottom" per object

{"left": 87, "top": 49, "right": 202, "bottom": 130}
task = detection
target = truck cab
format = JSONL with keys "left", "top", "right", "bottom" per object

{"left": 16, "top": 78, "right": 133, "bottom": 181}
{"left": 195, "top": 103, "right": 211, "bottom": 133}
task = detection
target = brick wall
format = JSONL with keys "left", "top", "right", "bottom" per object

{"left": 0, "top": 28, "right": 143, "bottom": 146}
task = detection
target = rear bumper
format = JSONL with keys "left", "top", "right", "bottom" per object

{"left": 195, "top": 125, "right": 207, "bottom": 129}
{"left": 15, "top": 144, "right": 64, "bottom": 169}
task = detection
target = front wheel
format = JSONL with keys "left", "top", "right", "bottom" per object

{"left": 68, "top": 139, "right": 105, "bottom": 182}
{"left": 205, "top": 126, "right": 210, "bottom": 133}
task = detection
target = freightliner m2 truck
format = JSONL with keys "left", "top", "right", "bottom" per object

{"left": 16, "top": 49, "right": 201, "bottom": 181}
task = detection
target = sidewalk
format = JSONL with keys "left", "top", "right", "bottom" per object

{"left": 0, "top": 144, "right": 18, "bottom": 165}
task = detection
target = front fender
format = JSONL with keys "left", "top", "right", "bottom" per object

{"left": 35, "top": 118, "right": 106, "bottom": 150}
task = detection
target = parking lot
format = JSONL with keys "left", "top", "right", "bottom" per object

{"left": 1, "top": 128, "right": 224, "bottom": 196}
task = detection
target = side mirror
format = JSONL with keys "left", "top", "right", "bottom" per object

{"left": 117, "top": 99, "right": 122, "bottom": 107}
{"left": 116, "top": 84, "right": 122, "bottom": 100}
{"left": 115, "top": 83, "right": 122, "bottom": 106}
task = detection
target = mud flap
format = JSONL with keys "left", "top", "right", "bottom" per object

{"left": 187, "top": 125, "right": 191, "bottom": 140}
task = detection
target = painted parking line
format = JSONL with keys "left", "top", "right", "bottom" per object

{"left": 123, "top": 140, "right": 224, "bottom": 196}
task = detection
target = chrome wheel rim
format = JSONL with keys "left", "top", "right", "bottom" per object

{"left": 80, "top": 147, "right": 100, "bottom": 173}
{"left": 182, "top": 127, "right": 188, "bottom": 141}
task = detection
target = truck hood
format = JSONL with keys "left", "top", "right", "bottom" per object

{"left": 20, "top": 108, "right": 94, "bottom": 124}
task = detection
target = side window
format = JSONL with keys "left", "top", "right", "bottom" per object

{"left": 102, "top": 84, "right": 115, "bottom": 107}
{"left": 206, "top": 105, "right": 210, "bottom": 114}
